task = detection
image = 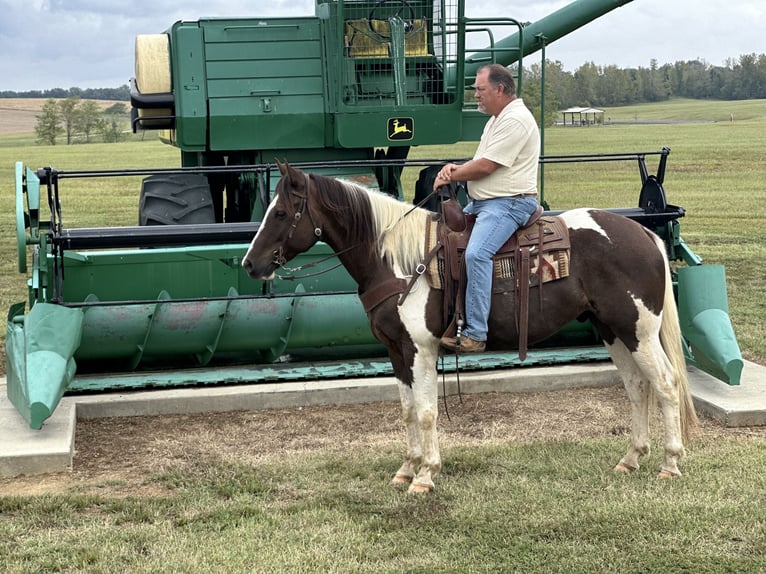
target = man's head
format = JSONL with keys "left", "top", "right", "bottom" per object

{"left": 473, "top": 64, "right": 516, "bottom": 116}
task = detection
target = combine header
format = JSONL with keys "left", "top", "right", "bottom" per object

{"left": 7, "top": 0, "right": 742, "bottom": 429}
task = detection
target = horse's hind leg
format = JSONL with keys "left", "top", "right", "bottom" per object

{"left": 391, "top": 380, "right": 422, "bottom": 486}
{"left": 628, "top": 335, "right": 686, "bottom": 477}
{"left": 605, "top": 339, "right": 651, "bottom": 473}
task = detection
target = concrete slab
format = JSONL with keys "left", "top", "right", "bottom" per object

{"left": 1, "top": 360, "right": 764, "bottom": 478}
{"left": 0, "top": 392, "right": 76, "bottom": 478}
{"left": 688, "top": 360, "right": 766, "bottom": 427}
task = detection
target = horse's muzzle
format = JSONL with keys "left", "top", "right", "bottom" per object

{"left": 241, "top": 257, "right": 276, "bottom": 281}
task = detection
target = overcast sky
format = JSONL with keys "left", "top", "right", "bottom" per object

{"left": 1, "top": 0, "right": 763, "bottom": 92}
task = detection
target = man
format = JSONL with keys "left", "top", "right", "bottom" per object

{"left": 434, "top": 64, "right": 541, "bottom": 353}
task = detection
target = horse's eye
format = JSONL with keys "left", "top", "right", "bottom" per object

{"left": 274, "top": 210, "right": 287, "bottom": 220}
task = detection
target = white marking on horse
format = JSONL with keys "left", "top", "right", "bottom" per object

{"left": 560, "top": 208, "right": 611, "bottom": 241}
{"left": 396, "top": 275, "right": 441, "bottom": 492}
{"left": 243, "top": 195, "right": 279, "bottom": 279}
{"left": 246, "top": 195, "right": 278, "bottom": 252}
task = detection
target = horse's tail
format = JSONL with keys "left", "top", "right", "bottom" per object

{"left": 654, "top": 235, "right": 699, "bottom": 441}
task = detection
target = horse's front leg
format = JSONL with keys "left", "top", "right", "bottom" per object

{"left": 391, "top": 379, "right": 422, "bottom": 487}
{"left": 407, "top": 348, "right": 441, "bottom": 494}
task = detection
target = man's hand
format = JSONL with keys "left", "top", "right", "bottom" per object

{"left": 433, "top": 163, "right": 458, "bottom": 190}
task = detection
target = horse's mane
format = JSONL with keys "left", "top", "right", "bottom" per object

{"left": 310, "top": 174, "right": 429, "bottom": 275}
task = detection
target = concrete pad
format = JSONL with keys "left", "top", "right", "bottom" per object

{"left": 0, "top": 391, "right": 76, "bottom": 478}
{"left": 0, "top": 360, "right": 764, "bottom": 478}
{"left": 73, "top": 362, "right": 621, "bottom": 420}
{"left": 688, "top": 360, "right": 766, "bottom": 427}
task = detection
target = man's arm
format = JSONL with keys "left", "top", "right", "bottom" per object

{"left": 433, "top": 158, "right": 500, "bottom": 190}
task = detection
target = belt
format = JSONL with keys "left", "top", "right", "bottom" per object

{"left": 469, "top": 193, "right": 537, "bottom": 200}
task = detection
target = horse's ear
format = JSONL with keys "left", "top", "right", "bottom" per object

{"left": 284, "top": 163, "right": 304, "bottom": 191}
{"left": 276, "top": 159, "right": 288, "bottom": 176}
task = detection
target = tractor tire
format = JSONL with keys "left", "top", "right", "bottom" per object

{"left": 139, "top": 174, "right": 216, "bottom": 225}
{"left": 134, "top": 34, "right": 172, "bottom": 127}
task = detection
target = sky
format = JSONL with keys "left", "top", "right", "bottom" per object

{"left": 0, "top": 0, "right": 764, "bottom": 92}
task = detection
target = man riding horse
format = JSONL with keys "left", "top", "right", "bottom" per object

{"left": 434, "top": 64, "right": 541, "bottom": 354}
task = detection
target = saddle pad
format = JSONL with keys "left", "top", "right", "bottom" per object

{"left": 424, "top": 218, "right": 570, "bottom": 291}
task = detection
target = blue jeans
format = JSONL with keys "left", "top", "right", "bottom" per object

{"left": 462, "top": 196, "right": 539, "bottom": 342}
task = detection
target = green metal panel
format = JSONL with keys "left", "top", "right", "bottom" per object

{"left": 335, "top": 109, "right": 463, "bottom": 148}
{"left": 66, "top": 346, "right": 611, "bottom": 394}
{"left": 200, "top": 17, "right": 326, "bottom": 152}
{"left": 209, "top": 97, "right": 326, "bottom": 151}
{"left": 170, "top": 24, "right": 208, "bottom": 151}
{"left": 53, "top": 243, "right": 354, "bottom": 303}
{"left": 6, "top": 302, "right": 83, "bottom": 430}
{"left": 677, "top": 265, "right": 743, "bottom": 385}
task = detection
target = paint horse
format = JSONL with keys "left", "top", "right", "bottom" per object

{"left": 242, "top": 162, "right": 698, "bottom": 493}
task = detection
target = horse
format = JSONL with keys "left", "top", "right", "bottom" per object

{"left": 242, "top": 161, "right": 698, "bottom": 494}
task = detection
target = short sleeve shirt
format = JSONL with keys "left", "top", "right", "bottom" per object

{"left": 467, "top": 98, "right": 541, "bottom": 200}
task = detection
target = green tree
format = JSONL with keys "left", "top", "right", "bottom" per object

{"left": 75, "top": 99, "right": 101, "bottom": 143}
{"left": 58, "top": 96, "right": 81, "bottom": 144}
{"left": 596, "top": 65, "right": 632, "bottom": 105}
{"left": 34, "top": 98, "right": 63, "bottom": 145}
{"left": 101, "top": 102, "right": 129, "bottom": 142}
{"left": 573, "top": 62, "right": 599, "bottom": 106}
{"left": 541, "top": 60, "right": 579, "bottom": 108}
{"left": 522, "top": 63, "right": 561, "bottom": 127}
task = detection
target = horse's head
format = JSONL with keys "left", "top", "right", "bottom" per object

{"left": 242, "top": 161, "right": 323, "bottom": 280}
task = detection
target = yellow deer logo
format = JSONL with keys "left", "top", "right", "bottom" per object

{"left": 387, "top": 117, "right": 414, "bottom": 140}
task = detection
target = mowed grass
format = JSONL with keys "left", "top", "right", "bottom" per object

{"left": 1, "top": 437, "right": 765, "bottom": 573}
{"left": 0, "top": 100, "right": 765, "bottom": 572}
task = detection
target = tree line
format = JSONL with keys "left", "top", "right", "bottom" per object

{"left": 1, "top": 85, "right": 130, "bottom": 102}
{"left": 520, "top": 53, "right": 766, "bottom": 126}
{"left": 34, "top": 97, "right": 130, "bottom": 145}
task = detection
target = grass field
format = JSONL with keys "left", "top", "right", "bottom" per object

{"left": 0, "top": 98, "right": 765, "bottom": 573}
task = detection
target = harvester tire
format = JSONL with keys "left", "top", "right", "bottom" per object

{"left": 139, "top": 174, "right": 216, "bottom": 225}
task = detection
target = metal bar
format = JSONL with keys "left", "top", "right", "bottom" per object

{"left": 56, "top": 222, "right": 260, "bottom": 250}
{"left": 38, "top": 151, "right": 671, "bottom": 181}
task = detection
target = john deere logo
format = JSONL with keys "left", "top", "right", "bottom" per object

{"left": 387, "top": 117, "right": 413, "bottom": 141}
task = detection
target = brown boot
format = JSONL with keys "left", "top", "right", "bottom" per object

{"left": 440, "top": 335, "right": 486, "bottom": 353}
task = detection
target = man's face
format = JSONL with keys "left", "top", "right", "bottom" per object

{"left": 473, "top": 69, "right": 502, "bottom": 115}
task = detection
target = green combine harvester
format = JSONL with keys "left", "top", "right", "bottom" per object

{"left": 7, "top": 0, "right": 742, "bottom": 429}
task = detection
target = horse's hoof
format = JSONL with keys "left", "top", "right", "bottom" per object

{"left": 613, "top": 462, "right": 636, "bottom": 473}
{"left": 407, "top": 483, "right": 433, "bottom": 494}
{"left": 657, "top": 469, "right": 678, "bottom": 479}
{"left": 391, "top": 473, "right": 413, "bottom": 486}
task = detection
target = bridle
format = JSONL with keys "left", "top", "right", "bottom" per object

{"left": 286, "top": 174, "right": 322, "bottom": 241}
{"left": 271, "top": 173, "right": 354, "bottom": 280}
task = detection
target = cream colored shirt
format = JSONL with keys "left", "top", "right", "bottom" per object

{"left": 467, "top": 98, "right": 540, "bottom": 200}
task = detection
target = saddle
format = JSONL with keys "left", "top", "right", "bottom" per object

{"left": 426, "top": 192, "right": 571, "bottom": 360}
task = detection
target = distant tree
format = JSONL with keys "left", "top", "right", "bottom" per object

{"left": 550, "top": 60, "right": 580, "bottom": 108}
{"left": 573, "top": 62, "right": 599, "bottom": 106}
{"left": 58, "top": 96, "right": 81, "bottom": 144}
{"left": 75, "top": 99, "right": 101, "bottom": 143}
{"left": 34, "top": 98, "right": 63, "bottom": 145}
{"left": 101, "top": 102, "right": 129, "bottom": 142}
{"left": 596, "top": 65, "right": 633, "bottom": 105}
{"left": 522, "top": 63, "right": 561, "bottom": 127}
{"left": 103, "top": 102, "right": 128, "bottom": 116}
